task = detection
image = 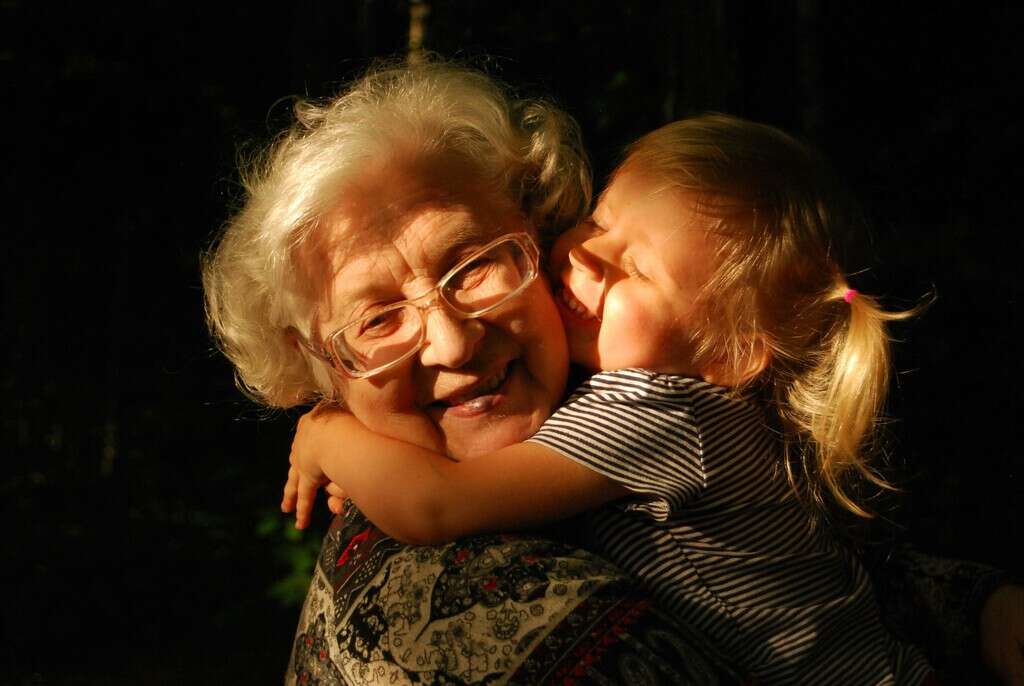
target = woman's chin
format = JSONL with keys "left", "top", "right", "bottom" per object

{"left": 433, "top": 361, "right": 552, "bottom": 460}
{"left": 448, "top": 413, "right": 545, "bottom": 460}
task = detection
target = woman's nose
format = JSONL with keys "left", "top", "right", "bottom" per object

{"left": 419, "top": 307, "right": 485, "bottom": 369}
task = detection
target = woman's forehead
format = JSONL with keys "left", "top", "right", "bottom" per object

{"left": 297, "top": 153, "right": 528, "bottom": 314}
{"left": 333, "top": 196, "right": 516, "bottom": 264}
{"left": 335, "top": 210, "right": 499, "bottom": 282}
{"left": 313, "top": 195, "right": 526, "bottom": 320}
{"left": 326, "top": 160, "right": 519, "bottom": 252}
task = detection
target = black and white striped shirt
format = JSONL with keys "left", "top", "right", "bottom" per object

{"left": 529, "top": 369, "right": 932, "bottom": 685}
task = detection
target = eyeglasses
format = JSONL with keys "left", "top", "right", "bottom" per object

{"left": 302, "top": 232, "right": 540, "bottom": 379}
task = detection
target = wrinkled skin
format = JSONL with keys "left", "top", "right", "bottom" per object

{"left": 310, "top": 158, "right": 568, "bottom": 461}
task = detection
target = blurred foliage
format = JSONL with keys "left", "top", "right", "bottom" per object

{"left": 256, "top": 509, "right": 328, "bottom": 607}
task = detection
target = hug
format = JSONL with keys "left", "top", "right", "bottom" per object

{"left": 203, "top": 58, "right": 1023, "bottom": 684}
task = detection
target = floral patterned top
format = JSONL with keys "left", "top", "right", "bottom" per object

{"left": 287, "top": 504, "right": 1012, "bottom": 684}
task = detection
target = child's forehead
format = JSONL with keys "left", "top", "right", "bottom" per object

{"left": 597, "top": 169, "right": 699, "bottom": 223}
{"left": 600, "top": 167, "right": 680, "bottom": 206}
{"left": 601, "top": 167, "right": 742, "bottom": 238}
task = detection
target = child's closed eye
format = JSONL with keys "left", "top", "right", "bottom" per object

{"left": 584, "top": 218, "right": 608, "bottom": 236}
{"left": 623, "top": 256, "right": 646, "bottom": 279}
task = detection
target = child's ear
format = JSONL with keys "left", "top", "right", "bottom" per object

{"left": 702, "top": 337, "right": 771, "bottom": 387}
{"left": 736, "top": 337, "right": 771, "bottom": 385}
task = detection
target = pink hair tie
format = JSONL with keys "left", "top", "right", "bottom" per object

{"left": 843, "top": 288, "right": 859, "bottom": 304}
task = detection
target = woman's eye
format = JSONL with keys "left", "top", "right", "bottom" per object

{"left": 453, "top": 258, "right": 495, "bottom": 289}
{"left": 358, "top": 310, "right": 401, "bottom": 337}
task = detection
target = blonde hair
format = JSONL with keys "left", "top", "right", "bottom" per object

{"left": 202, "top": 57, "right": 590, "bottom": 408}
{"left": 621, "top": 113, "right": 920, "bottom": 519}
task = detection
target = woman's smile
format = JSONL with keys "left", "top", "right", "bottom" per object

{"left": 427, "top": 358, "right": 517, "bottom": 418}
{"left": 318, "top": 165, "right": 569, "bottom": 460}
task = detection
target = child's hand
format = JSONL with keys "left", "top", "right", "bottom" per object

{"left": 325, "top": 482, "right": 349, "bottom": 516}
{"left": 281, "top": 461, "right": 327, "bottom": 530}
{"left": 281, "top": 404, "right": 357, "bottom": 528}
{"left": 981, "top": 583, "right": 1024, "bottom": 686}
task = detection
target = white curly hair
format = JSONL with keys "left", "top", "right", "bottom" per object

{"left": 202, "top": 57, "right": 591, "bottom": 407}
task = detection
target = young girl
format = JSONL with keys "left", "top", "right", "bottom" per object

{"left": 284, "top": 114, "right": 934, "bottom": 683}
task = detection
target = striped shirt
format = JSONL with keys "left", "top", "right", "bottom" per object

{"left": 529, "top": 369, "right": 932, "bottom": 685}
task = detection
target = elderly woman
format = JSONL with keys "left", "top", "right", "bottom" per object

{"left": 204, "top": 59, "right": 741, "bottom": 684}
{"left": 204, "top": 59, "right": 1022, "bottom": 684}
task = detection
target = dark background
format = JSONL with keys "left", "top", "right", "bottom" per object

{"left": 4, "top": 1, "right": 1022, "bottom": 683}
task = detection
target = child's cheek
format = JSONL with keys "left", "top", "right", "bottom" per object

{"left": 598, "top": 287, "right": 694, "bottom": 373}
{"left": 597, "top": 298, "right": 657, "bottom": 364}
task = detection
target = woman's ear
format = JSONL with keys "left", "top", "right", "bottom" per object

{"left": 284, "top": 326, "right": 303, "bottom": 350}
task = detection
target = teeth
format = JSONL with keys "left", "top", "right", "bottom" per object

{"left": 448, "top": 364, "right": 509, "bottom": 405}
{"left": 559, "top": 287, "right": 597, "bottom": 320}
{"left": 460, "top": 397, "right": 491, "bottom": 412}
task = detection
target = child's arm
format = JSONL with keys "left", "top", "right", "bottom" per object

{"left": 281, "top": 406, "right": 629, "bottom": 544}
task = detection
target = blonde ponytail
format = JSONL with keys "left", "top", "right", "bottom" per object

{"left": 775, "top": 288, "right": 920, "bottom": 518}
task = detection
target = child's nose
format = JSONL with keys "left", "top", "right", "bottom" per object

{"left": 550, "top": 221, "right": 595, "bottom": 276}
{"left": 567, "top": 244, "right": 604, "bottom": 281}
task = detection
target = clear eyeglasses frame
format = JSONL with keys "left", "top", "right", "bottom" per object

{"left": 300, "top": 231, "right": 540, "bottom": 379}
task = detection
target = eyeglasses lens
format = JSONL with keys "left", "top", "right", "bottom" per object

{"left": 442, "top": 239, "right": 533, "bottom": 311}
{"left": 334, "top": 238, "right": 534, "bottom": 375}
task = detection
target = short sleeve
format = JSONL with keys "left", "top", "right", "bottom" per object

{"left": 528, "top": 369, "right": 708, "bottom": 520}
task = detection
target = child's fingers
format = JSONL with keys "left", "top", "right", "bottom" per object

{"left": 281, "top": 465, "right": 300, "bottom": 513}
{"left": 324, "top": 482, "right": 348, "bottom": 516}
{"left": 294, "top": 477, "right": 320, "bottom": 530}
{"left": 325, "top": 482, "right": 347, "bottom": 500}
